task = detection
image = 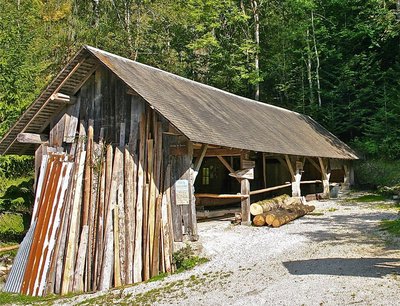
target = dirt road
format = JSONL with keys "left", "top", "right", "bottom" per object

{"left": 64, "top": 194, "right": 400, "bottom": 306}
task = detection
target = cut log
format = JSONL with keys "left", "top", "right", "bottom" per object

{"left": 250, "top": 194, "right": 290, "bottom": 215}
{"left": 252, "top": 214, "right": 266, "bottom": 226}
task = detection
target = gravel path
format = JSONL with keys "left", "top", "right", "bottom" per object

{"left": 64, "top": 193, "right": 400, "bottom": 306}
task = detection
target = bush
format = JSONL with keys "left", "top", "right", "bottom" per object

{"left": 0, "top": 213, "right": 29, "bottom": 242}
{"left": 0, "top": 155, "right": 34, "bottom": 179}
{"left": 354, "top": 159, "right": 400, "bottom": 190}
{"left": 0, "top": 178, "right": 34, "bottom": 214}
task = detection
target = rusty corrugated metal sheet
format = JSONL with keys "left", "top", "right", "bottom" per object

{"left": 3, "top": 222, "right": 36, "bottom": 293}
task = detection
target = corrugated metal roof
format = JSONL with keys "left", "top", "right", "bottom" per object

{"left": 0, "top": 46, "right": 358, "bottom": 159}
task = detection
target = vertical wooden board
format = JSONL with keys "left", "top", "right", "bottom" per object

{"left": 151, "top": 196, "right": 162, "bottom": 277}
{"left": 99, "top": 145, "right": 114, "bottom": 291}
{"left": 93, "top": 68, "right": 102, "bottom": 139}
{"left": 86, "top": 142, "right": 101, "bottom": 291}
{"left": 72, "top": 225, "right": 89, "bottom": 292}
{"left": 83, "top": 121, "right": 94, "bottom": 291}
{"left": 31, "top": 154, "right": 50, "bottom": 224}
{"left": 147, "top": 139, "right": 156, "bottom": 275}
{"left": 116, "top": 147, "right": 126, "bottom": 285}
{"left": 94, "top": 145, "right": 106, "bottom": 290}
{"left": 133, "top": 116, "right": 145, "bottom": 283}
{"left": 124, "top": 147, "right": 135, "bottom": 284}
{"left": 61, "top": 150, "right": 86, "bottom": 295}
{"left": 64, "top": 98, "right": 81, "bottom": 143}
{"left": 169, "top": 157, "right": 183, "bottom": 242}
{"left": 109, "top": 148, "right": 121, "bottom": 288}
{"left": 188, "top": 167, "right": 198, "bottom": 241}
{"left": 142, "top": 184, "right": 150, "bottom": 281}
{"left": 54, "top": 163, "right": 75, "bottom": 294}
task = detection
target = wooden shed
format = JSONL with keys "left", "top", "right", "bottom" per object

{"left": 0, "top": 46, "right": 358, "bottom": 296}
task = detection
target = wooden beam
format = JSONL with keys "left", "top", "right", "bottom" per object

{"left": 249, "top": 183, "right": 292, "bottom": 196}
{"left": 195, "top": 193, "right": 249, "bottom": 199}
{"left": 127, "top": 88, "right": 139, "bottom": 96}
{"left": 284, "top": 155, "right": 295, "bottom": 180}
{"left": 193, "top": 144, "right": 208, "bottom": 172}
{"left": 217, "top": 156, "right": 234, "bottom": 173}
{"left": 17, "top": 133, "right": 49, "bottom": 144}
{"left": 170, "top": 147, "right": 245, "bottom": 157}
{"left": 72, "top": 63, "right": 99, "bottom": 95}
{"left": 306, "top": 157, "right": 322, "bottom": 174}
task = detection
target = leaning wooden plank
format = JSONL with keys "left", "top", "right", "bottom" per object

{"left": 93, "top": 143, "right": 107, "bottom": 289}
{"left": 147, "top": 139, "right": 156, "bottom": 276}
{"left": 133, "top": 115, "right": 146, "bottom": 283}
{"left": 72, "top": 225, "right": 89, "bottom": 292}
{"left": 53, "top": 164, "right": 74, "bottom": 294}
{"left": 3, "top": 222, "right": 36, "bottom": 293}
{"left": 82, "top": 121, "right": 93, "bottom": 228}
{"left": 110, "top": 148, "right": 122, "bottom": 287}
{"left": 31, "top": 154, "right": 50, "bottom": 225}
{"left": 161, "top": 165, "right": 172, "bottom": 274}
{"left": 99, "top": 145, "right": 114, "bottom": 291}
{"left": 61, "top": 150, "right": 86, "bottom": 295}
{"left": 38, "top": 161, "right": 73, "bottom": 296}
{"left": 116, "top": 147, "right": 126, "bottom": 285}
{"left": 124, "top": 146, "right": 135, "bottom": 284}
{"left": 151, "top": 196, "right": 162, "bottom": 277}
{"left": 86, "top": 141, "right": 101, "bottom": 291}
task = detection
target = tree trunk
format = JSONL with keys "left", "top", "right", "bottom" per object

{"left": 250, "top": 0, "right": 260, "bottom": 101}
{"left": 311, "top": 11, "right": 322, "bottom": 107}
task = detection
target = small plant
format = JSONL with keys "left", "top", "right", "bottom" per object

{"left": 172, "top": 244, "right": 208, "bottom": 272}
{"left": 380, "top": 219, "right": 400, "bottom": 235}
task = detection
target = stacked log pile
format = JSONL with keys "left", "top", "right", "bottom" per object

{"left": 4, "top": 114, "right": 175, "bottom": 296}
{"left": 251, "top": 195, "right": 315, "bottom": 228}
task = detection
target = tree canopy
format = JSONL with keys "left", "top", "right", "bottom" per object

{"left": 1, "top": 0, "right": 400, "bottom": 159}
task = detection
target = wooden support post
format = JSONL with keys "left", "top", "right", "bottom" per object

{"left": 240, "top": 153, "right": 251, "bottom": 225}
{"left": 262, "top": 153, "right": 267, "bottom": 188}
{"left": 292, "top": 159, "right": 303, "bottom": 197}
{"left": 343, "top": 163, "right": 354, "bottom": 190}
{"left": 318, "top": 157, "right": 331, "bottom": 197}
{"left": 285, "top": 155, "right": 301, "bottom": 197}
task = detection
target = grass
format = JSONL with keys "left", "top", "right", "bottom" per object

{"left": 380, "top": 219, "right": 400, "bottom": 235}
{"left": 349, "top": 194, "right": 386, "bottom": 203}
{"left": 0, "top": 292, "right": 59, "bottom": 305}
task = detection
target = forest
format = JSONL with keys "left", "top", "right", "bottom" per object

{"left": 1, "top": 0, "right": 400, "bottom": 188}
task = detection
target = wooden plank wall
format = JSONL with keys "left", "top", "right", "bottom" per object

{"left": 5, "top": 66, "right": 197, "bottom": 296}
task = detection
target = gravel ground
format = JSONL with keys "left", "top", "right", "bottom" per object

{"left": 59, "top": 193, "right": 400, "bottom": 305}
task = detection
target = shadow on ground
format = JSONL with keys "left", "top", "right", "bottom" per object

{"left": 283, "top": 257, "right": 400, "bottom": 278}
{"left": 298, "top": 209, "right": 398, "bottom": 250}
